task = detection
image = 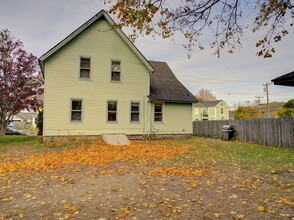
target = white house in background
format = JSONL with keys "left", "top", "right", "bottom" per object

{"left": 192, "top": 100, "right": 229, "bottom": 121}
{"left": 11, "top": 112, "right": 38, "bottom": 129}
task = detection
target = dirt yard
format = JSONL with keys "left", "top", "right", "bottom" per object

{"left": 0, "top": 137, "right": 293, "bottom": 219}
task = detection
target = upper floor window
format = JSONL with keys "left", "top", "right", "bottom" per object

{"left": 221, "top": 108, "right": 224, "bottom": 114}
{"left": 154, "top": 104, "right": 163, "bottom": 122}
{"left": 111, "top": 61, "right": 121, "bottom": 82}
{"left": 71, "top": 100, "right": 82, "bottom": 121}
{"left": 80, "top": 57, "right": 90, "bottom": 79}
{"left": 107, "top": 101, "right": 117, "bottom": 122}
{"left": 203, "top": 109, "right": 208, "bottom": 117}
{"left": 131, "top": 102, "right": 140, "bottom": 122}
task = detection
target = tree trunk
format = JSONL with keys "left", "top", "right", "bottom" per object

{"left": 0, "top": 124, "right": 5, "bottom": 136}
{"left": 0, "top": 116, "right": 8, "bottom": 136}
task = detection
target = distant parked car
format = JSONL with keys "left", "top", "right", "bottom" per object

{"left": 5, "top": 127, "right": 27, "bottom": 136}
{"left": 8, "top": 122, "right": 14, "bottom": 128}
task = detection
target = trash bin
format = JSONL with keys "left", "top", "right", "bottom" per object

{"left": 221, "top": 125, "right": 236, "bottom": 140}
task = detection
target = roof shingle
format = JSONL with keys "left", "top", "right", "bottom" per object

{"left": 148, "top": 61, "right": 197, "bottom": 103}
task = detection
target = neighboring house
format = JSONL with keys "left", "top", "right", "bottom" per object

{"left": 192, "top": 100, "right": 229, "bottom": 121}
{"left": 38, "top": 10, "right": 197, "bottom": 138}
{"left": 11, "top": 112, "right": 38, "bottom": 130}
{"left": 271, "top": 71, "right": 294, "bottom": 87}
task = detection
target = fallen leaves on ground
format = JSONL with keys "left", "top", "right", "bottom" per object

{"left": 0, "top": 141, "right": 194, "bottom": 175}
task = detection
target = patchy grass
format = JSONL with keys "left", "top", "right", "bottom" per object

{"left": 147, "top": 137, "right": 294, "bottom": 174}
{"left": 0, "top": 136, "right": 41, "bottom": 151}
{"left": 0, "top": 136, "right": 38, "bottom": 144}
{"left": 0, "top": 137, "right": 293, "bottom": 219}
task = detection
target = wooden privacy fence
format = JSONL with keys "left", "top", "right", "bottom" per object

{"left": 193, "top": 118, "right": 294, "bottom": 147}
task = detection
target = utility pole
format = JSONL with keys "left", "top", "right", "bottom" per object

{"left": 255, "top": 96, "right": 263, "bottom": 118}
{"left": 262, "top": 82, "right": 272, "bottom": 118}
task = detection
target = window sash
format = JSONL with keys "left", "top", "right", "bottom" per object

{"left": 131, "top": 102, "right": 140, "bottom": 122}
{"left": 71, "top": 100, "right": 82, "bottom": 121}
{"left": 154, "top": 104, "right": 163, "bottom": 122}
{"left": 80, "top": 58, "right": 90, "bottom": 79}
{"left": 72, "top": 100, "right": 82, "bottom": 110}
{"left": 108, "top": 101, "right": 117, "bottom": 122}
{"left": 111, "top": 71, "right": 120, "bottom": 81}
{"left": 111, "top": 61, "right": 121, "bottom": 71}
{"left": 111, "top": 61, "right": 121, "bottom": 81}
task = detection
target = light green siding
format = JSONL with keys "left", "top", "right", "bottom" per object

{"left": 44, "top": 18, "right": 151, "bottom": 136}
{"left": 192, "top": 107, "right": 203, "bottom": 121}
{"left": 192, "top": 100, "right": 229, "bottom": 121}
{"left": 43, "top": 17, "right": 193, "bottom": 136}
{"left": 215, "top": 105, "right": 229, "bottom": 120}
{"left": 151, "top": 103, "right": 193, "bottom": 134}
{"left": 208, "top": 108, "right": 215, "bottom": 119}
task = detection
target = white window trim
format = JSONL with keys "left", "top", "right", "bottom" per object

{"left": 130, "top": 101, "right": 141, "bottom": 124}
{"left": 106, "top": 100, "right": 118, "bottom": 123}
{"left": 78, "top": 56, "right": 92, "bottom": 80}
{"left": 110, "top": 59, "right": 122, "bottom": 83}
{"left": 154, "top": 102, "right": 164, "bottom": 123}
{"left": 70, "top": 98, "right": 84, "bottom": 123}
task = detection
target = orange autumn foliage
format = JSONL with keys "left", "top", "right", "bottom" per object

{"left": 0, "top": 141, "right": 193, "bottom": 174}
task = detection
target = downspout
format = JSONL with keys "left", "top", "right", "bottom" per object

{"left": 143, "top": 96, "right": 145, "bottom": 134}
{"left": 149, "top": 101, "right": 152, "bottom": 135}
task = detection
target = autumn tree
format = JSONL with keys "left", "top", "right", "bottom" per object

{"left": 234, "top": 106, "right": 259, "bottom": 119}
{"left": 195, "top": 88, "right": 217, "bottom": 101}
{"left": 0, "top": 29, "right": 43, "bottom": 135}
{"left": 106, "top": 0, "right": 293, "bottom": 58}
{"left": 277, "top": 99, "right": 294, "bottom": 118}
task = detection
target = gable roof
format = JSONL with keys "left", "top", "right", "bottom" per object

{"left": 16, "top": 112, "right": 37, "bottom": 120}
{"left": 193, "top": 100, "right": 226, "bottom": 108}
{"left": 271, "top": 71, "right": 294, "bottom": 87}
{"left": 148, "top": 61, "right": 197, "bottom": 103}
{"left": 39, "top": 10, "right": 154, "bottom": 74}
{"left": 13, "top": 112, "right": 37, "bottom": 121}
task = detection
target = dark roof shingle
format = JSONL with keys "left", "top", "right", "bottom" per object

{"left": 148, "top": 61, "right": 197, "bottom": 103}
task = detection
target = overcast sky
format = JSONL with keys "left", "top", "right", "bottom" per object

{"left": 1, "top": 0, "right": 293, "bottom": 106}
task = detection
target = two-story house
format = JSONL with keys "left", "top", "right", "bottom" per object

{"left": 39, "top": 10, "right": 197, "bottom": 139}
{"left": 192, "top": 100, "right": 229, "bottom": 121}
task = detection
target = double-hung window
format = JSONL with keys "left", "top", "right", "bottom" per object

{"left": 111, "top": 61, "right": 121, "bottom": 82}
{"left": 80, "top": 57, "right": 91, "bottom": 79}
{"left": 71, "top": 100, "right": 82, "bottom": 121}
{"left": 154, "top": 104, "right": 163, "bottom": 122}
{"left": 107, "top": 101, "right": 117, "bottom": 122}
{"left": 131, "top": 102, "right": 140, "bottom": 122}
{"left": 221, "top": 108, "right": 224, "bottom": 114}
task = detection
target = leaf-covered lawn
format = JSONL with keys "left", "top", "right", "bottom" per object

{"left": 0, "top": 137, "right": 293, "bottom": 219}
